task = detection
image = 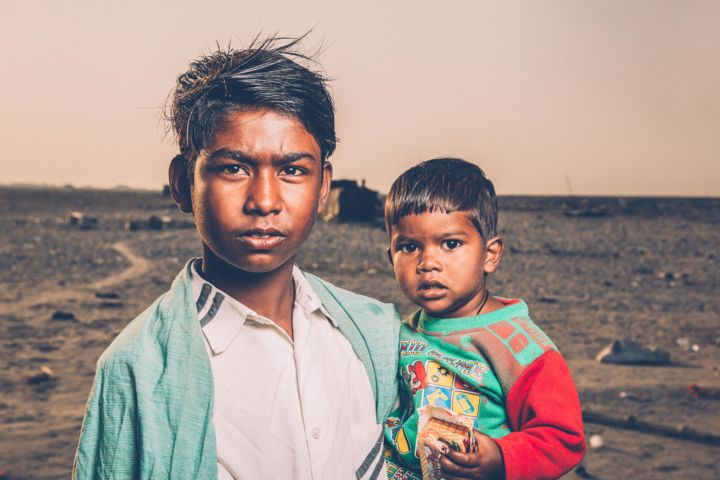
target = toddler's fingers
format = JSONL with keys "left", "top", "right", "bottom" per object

{"left": 438, "top": 454, "right": 482, "bottom": 479}
{"left": 438, "top": 438, "right": 479, "bottom": 467}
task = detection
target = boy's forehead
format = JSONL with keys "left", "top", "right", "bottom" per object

{"left": 207, "top": 109, "right": 321, "bottom": 156}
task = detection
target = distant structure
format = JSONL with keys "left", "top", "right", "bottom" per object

{"left": 67, "top": 211, "right": 99, "bottom": 230}
{"left": 322, "top": 179, "right": 381, "bottom": 222}
{"left": 124, "top": 215, "right": 195, "bottom": 231}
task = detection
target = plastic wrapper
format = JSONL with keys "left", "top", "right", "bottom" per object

{"left": 417, "top": 406, "right": 477, "bottom": 480}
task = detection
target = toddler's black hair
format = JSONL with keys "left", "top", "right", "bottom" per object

{"left": 385, "top": 158, "right": 498, "bottom": 241}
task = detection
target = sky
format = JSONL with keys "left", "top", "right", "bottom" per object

{"left": 1, "top": 0, "right": 718, "bottom": 196}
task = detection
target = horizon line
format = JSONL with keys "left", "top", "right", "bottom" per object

{"left": 2, "top": 181, "right": 718, "bottom": 200}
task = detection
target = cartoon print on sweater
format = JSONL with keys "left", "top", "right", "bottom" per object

{"left": 405, "top": 361, "right": 427, "bottom": 394}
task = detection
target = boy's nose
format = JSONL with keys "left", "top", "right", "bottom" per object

{"left": 243, "top": 172, "right": 282, "bottom": 215}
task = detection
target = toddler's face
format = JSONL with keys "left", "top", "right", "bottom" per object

{"left": 389, "top": 211, "right": 490, "bottom": 318}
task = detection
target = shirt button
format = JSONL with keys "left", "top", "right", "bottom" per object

{"left": 311, "top": 427, "right": 322, "bottom": 439}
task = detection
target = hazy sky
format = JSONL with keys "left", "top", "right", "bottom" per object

{"left": 1, "top": 1, "right": 718, "bottom": 196}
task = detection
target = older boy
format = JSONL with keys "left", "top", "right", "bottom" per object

{"left": 383, "top": 158, "right": 585, "bottom": 480}
{"left": 73, "top": 38, "right": 399, "bottom": 480}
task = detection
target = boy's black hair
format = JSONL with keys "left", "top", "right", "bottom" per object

{"left": 166, "top": 34, "right": 336, "bottom": 176}
{"left": 385, "top": 158, "right": 498, "bottom": 241}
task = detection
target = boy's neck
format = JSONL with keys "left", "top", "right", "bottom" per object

{"left": 198, "top": 248, "right": 296, "bottom": 338}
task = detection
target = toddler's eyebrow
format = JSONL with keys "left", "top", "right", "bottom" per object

{"left": 207, "top": 148, "right": 318, "bottom": 165}
{"left": 393, "top": 234, "right": 414, "bottom": 243}
{"left": 434, "top": 230, "right": 470, "bottom": 239}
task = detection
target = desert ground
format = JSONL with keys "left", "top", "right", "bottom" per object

{"left": 0, "top": 186, "right": 718, "bottom": 479}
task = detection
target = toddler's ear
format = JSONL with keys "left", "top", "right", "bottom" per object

{"left": 386, "top": 248, "right": 394, "bottom": 266}
{"left": 483, "top": 236, "right": 504, "bottom": 274}
{"left": 168, "top": 154, "right": 193, "bottom": 213}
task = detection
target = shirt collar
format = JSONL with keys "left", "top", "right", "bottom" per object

{"left": 291, "top": 265, "right": 336, "bottom": 326}
{"left": 189, "top": 259, "right": 336, "bottom": 354}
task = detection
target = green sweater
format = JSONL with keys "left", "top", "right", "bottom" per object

{"left": 384, "top": 299, "right": 574, "bottom": 478}
{"left": 73, "top": 261, "right": 400, "bottom": 480}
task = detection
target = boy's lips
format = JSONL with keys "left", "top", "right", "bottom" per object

{"left": 417, "top": 280, "right": 449, "bottom": 300}
{"left": 236, "top": 228, "right": 287, "bottom": 250}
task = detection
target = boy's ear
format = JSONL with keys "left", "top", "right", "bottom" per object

{"left": 483, "top": 236, "right": 504, "bottom": 274}
{"left": 316, "top": 161, "right": 334, "bottom": 215}
{"left": 169, "top": 154, "right": 193, "bottom": 214}
{"left": 386, "top": 247, "right": 394, "bottom": 266}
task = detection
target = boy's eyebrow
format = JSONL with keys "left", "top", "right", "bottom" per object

{"left": 271, "top": 151, "right": 319, "bottom": 166}
{"left": 207, "top": 148, "right": 318, "bottom": 165}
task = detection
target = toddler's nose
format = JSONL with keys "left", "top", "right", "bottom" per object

{"left": 417, "top": 252, "right": 441, "bottom": 272}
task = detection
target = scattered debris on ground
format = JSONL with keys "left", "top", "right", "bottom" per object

{"left": 617, "top": 391, "right": 642, "bottom": 401}
{"left": 563, "top": 203, "right": 611, "bottom": 219}
{"left": 50, "top": 310, "right": 77, "bottom": 322}
{"left": 537, "top": 296, "right": 559, "bottom": 304}
{"left": 67, "top": 211, "right": 98, "bottom": 230}
{"left": 124, "top": 215, "right": 194, "bottom": 231}
{"left": 26, "top": 366, "right": 54, "bottom": 385}
{"left": 582, "top": 409, "right": 720, "bottom": 446}
{"left": 676, "top": 337, "right": 700, "bottom": 352}
{"left": 688, "top": 384, "right": 720, "bottom": 400}
{"left": 574, "top": 464, "right": 597, "bottom": 479}
{"left": 596, "top": 337, "right": 671, "bottom": 365}
{"left": 588, "top": 434, "right": 604, "bottom": 449}
{"left": 94, "top": 291, "right": 120, "bottom": 300}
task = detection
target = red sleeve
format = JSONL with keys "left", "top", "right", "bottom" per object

{"left": 494, "top": 350, "right": 586, "bottom": 480}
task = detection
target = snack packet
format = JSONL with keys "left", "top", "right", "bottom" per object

{"left": 417, "top": 406, "right": 477, "bottom": 480}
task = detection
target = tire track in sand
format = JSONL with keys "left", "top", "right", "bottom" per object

{"left": 90, "top": 242, "right": 151, "bottom": 291}
{"left": 2, "top": 241, "right": 151, "bottom": 317}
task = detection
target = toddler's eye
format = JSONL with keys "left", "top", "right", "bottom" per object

{"left": 399, "top": 243, "right": 418, "bottom": 254}
{"left": 443, "top": 239, "right": 462, "bottom": 250}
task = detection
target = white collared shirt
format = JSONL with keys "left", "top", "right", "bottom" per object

{"left": 190, "top": 261, "right": 386, "bottom": 480}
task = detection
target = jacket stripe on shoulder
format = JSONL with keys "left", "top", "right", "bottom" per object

{"left": 200, "top": 291, "right": 224, "bottom": 327}
{"left": 195, "top": 283, "right": 212, "bottom": 313}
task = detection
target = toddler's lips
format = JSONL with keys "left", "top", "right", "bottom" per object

{"left": 237, "top": 229, "right": 286, "bottom": 250}
{"left": 417, "top": 281, "right": 448, "bottom": 300}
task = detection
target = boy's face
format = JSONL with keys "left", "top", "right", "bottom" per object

{"left": 389, "top": 211, "right": 501, "bottom": 318}
{"left": 171, "top": 108, "right": 332, "bottom": 273}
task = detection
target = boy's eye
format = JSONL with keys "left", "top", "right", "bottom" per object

{"left": 280, "top": 165, "right": 306, "bottom": 176}
{"left": 398, "top": 243, "right": 418, "bottom": 254}
{"left": 443, "top": 239, "right": 462, "bottom": 250}
{"left": 220, "top": 165, "right": 247, "bottom": 175}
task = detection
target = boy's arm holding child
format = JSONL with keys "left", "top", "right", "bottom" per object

{"left": 438, "top": 349, "right": 585, "bottom": 480}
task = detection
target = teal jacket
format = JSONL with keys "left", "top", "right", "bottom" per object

{"left": 73, "top": 262, "right": 400, "bottom": 479}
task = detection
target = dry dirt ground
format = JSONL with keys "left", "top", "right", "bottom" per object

{"left": 1, "top": 187, "right": 718, "bottom": 479}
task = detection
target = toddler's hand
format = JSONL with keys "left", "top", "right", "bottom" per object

{"left": 437, "top": 430, "right": 504, "bottom": 480}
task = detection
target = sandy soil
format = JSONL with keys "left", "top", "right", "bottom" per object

{"left": 0, "top": 187, "right": 718, "bottom": 479}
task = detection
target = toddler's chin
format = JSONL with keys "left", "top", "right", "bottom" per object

{"left": 418, "top": 303, "right": 450, "bottom": 318}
